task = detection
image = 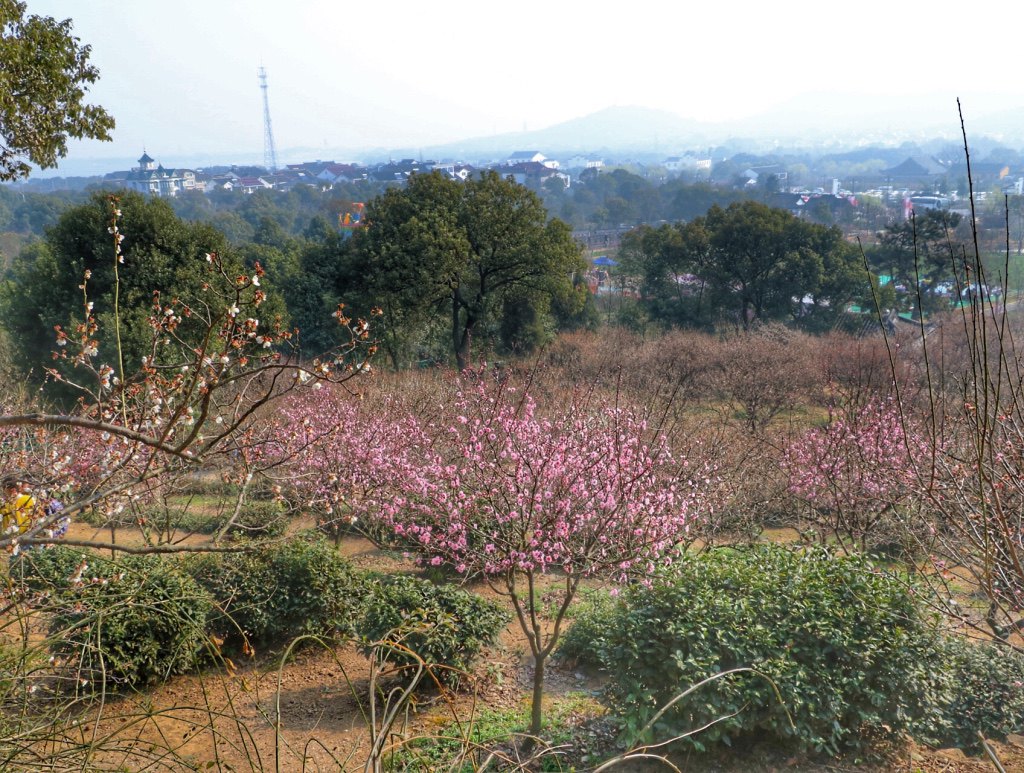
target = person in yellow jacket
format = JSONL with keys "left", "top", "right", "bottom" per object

{"left": 1, "top": 476, "right": 36, "bottom": 537}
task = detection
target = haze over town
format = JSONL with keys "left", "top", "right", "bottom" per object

{"left": 21, "top": 0, "right": 1024, "bottom": 177}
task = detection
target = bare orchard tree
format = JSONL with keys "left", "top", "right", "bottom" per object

{"left": 914, "top": 283, "right": 1024, "bottom": 641}
{"left": 886, "top": 108, "right": 1024, "bottom": 643}
{"left": 710, "top": 324, "right": 818, "bottom": 435}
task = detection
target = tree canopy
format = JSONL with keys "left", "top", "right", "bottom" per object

{"left": 620, "top": 201, "right": 873, "bottom": 330}
{"left": 0, "top": 0, "right": 114, "bottom": 180}
{"left": 347, "top": 171, "right": 586, "bottom": 369}
{"left": 866, "top": 208, "right": 964, "bottom": 313}
{"left": 0, "top": 191, "right": 277, "bottom": 392}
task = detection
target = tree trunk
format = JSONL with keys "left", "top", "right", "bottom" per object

{"left": 450, "top": 286, "right": 479, "bottom": 372}
{"left": 452, "top": 293, "right": 462, "bottom": 370}
{"left": 456, "top": 324, "right": 473, "bottom": 372}
{"left": 213, "top": 473, "right": 252, "bottom": 544}
{"left": 530, "top": 651, "right": 546, "bottom": 737}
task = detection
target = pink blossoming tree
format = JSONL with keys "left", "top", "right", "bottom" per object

{"left": 784, "top": 397, "right": 929, "bottom": 551}
{"left": 365, "top": 375, "right": 718, "bottom": 736}
{"left": 273, "top": 386, "right": 420, "bottom": 545}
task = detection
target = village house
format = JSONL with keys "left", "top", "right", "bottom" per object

{"left": 433, "top": 162, "right": 474, "bottom": 181}
{"left": 565, "top": 155, "right": 604, "bottom": 170}
{"left": 315, "top": 163, "right": 365, "bottom": 185}
{"left": 506, "top": 151, "right": 546, "bottom": 166}
{"left": 234, "top": 176, "right": 274, "bottom": 194}
{"left": 503, "top": 161, "right": 570, "bottom": 190}
{"left": 367, "top": 158, "right": 435, "bottom": 184}
{"left": 106, "top": 151, "right": 196, "bottom": 197}
{"left": 664, "top": 151, "right": 711, "bottom": 175}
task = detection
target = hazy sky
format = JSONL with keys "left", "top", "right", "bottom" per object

{"left": 22, "top": 0, "right": 1024, "bottom": 170}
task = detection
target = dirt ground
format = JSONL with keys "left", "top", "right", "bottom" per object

{"left": 22, "top": 525, "right": 1024, "bottom": 772}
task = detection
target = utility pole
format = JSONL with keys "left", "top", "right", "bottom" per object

{"left": 258, "top": 65, "right": 278, "bottom": 173}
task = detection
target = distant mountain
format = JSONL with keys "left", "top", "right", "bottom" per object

{"left": 715, "top": 92, "right": 1024, "bottom": 151}
{"left": 359, "top": 98, "right": 1024, "bottom": 164}
{"left": 403, "top": 106, "right": 714, "bottom": 162}
{"left": 972, "top": 105, "right": 1024, "bottom": 144}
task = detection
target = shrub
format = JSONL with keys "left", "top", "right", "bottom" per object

{"left": 389, "top": 693, "right": 600, "bottom": 770}
{"left": 11, "top": 544, "right": 92, "bottom": 594}
{"left": 918, "top": 638, "right": 1024, "bottom": 749}
{"left": 356, "top": 575, "right": 509, "bottom": 688}
{"left": 15, "top": 547, "right": 212, "bottom": 687}
{"left": 184, "top": 535, "right": 364, "bottom": 648}
{"left": 557, "top": 589, "right": 620, "bottom": 668}
{"left": 567, "top": 545, "right": 946, "bottom": 756}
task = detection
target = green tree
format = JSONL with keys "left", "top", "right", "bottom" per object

{"left": 282, "top": 226, "right": 355, "bottom": 356}
{"left": 8, "top": 190, "right": 80, "bottom": 234}
{"left": 237, "top": 189, "right": 295, "bottom": 233}
{"left": 619, "top": 220, "right": 712, "bottom": 328}
{"left": 349, "top": 171, "right": 584, "bottom": 370}
{"left": 701, "top": 201, "right": 835, "bottom": 327}
{"left": 620, "top": 201, "right": 871, "bottom": 330}
{"left": 867, "top": 209, "right": 964, "bottom": 313}
{"left": 0, "top": 191, "right": 267, "bottom": 389}
{"left": 796, "top": 221, "right": 877, "bottom": 330}
{"left": 208, "top": 211, "right": 255, "bottom": 243}
{"left": 0, "top": 1, "right": 114, "bottom": 180}
{"left": 662, "top": 181, "right": 740, "bottom": 222}
{"left": 168, "top": 189, "right": 214, "bottom": 222}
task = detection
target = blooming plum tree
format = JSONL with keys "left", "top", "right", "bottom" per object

{"left": 784, "top": 397, "right": 929, "bottom": 551}
{"left": 272, "top": 386, "right": 420, "bottom": 545}
{"left": 364, "top": 375, "right": 718, "bottom": 736}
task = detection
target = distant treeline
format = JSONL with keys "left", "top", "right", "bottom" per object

{"left": 0, "top": 172, "right": 868, "bottom": 253}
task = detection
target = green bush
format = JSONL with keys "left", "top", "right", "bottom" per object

{"left": 917, "top": 638, "right": 1024, "bottom": 749}
{"left": 184, "top": 536, "right": 364, "bottom": 648}
{"left": 11, "top": 544, "right": 92, "bottom": 594}
{"left": 356, "top": 575, "right": 509, "bottom": 688}
{"left": 565, "top": 545, "right": 946, "bottom": 756}
{"left": 227, "top": 500, "right": 290, "bottom": 538}
{"left": 557, "top": 588, "right": 619, "bottom": 668}
{"left": 16, "top": 547, "right": 212, "bottom": 687}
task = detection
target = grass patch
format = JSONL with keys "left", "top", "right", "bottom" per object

{"left": 387, "top": 692, "right": 604, "bottom": 771}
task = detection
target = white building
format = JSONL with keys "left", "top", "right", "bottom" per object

{"left": 664, "top": 151, "right": 711, "bottom": 174}
{"left": 115, "top": 152, "right": 194, "bottom": 197}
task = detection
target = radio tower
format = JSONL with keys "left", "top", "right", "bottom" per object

{"left": 258, "top": 65, "right": 278, "bottom": 172}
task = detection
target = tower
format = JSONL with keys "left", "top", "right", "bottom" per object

{"left": 258, "top": 66, "right": 278, "bottom": 173}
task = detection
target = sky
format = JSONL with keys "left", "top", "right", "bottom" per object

{"left": 21, "top": 0, "right": 1024, "bottom": 173}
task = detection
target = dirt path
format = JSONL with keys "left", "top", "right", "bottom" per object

{"left": 78, "top": 639, "right": 1024, "bottom": 772}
